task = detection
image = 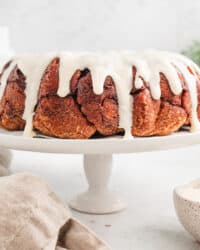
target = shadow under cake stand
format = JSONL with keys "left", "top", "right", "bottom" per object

{"left": 0, "top": 128, "right": 199, "bottom": 214}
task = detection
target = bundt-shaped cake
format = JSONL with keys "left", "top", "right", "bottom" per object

{"left": 0, "top": 50, "right": 200, "bottom": 139}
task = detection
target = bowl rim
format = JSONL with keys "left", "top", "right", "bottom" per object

{"left": 174, "top": 180, "right": 200, "bottom": 205}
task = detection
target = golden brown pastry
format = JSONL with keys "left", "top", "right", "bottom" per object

{"left": 0, "top": 50, "right": 199, "bottom": 139}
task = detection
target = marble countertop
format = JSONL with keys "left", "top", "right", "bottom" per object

{"left": 11, "top": 146, "right": 200, "bottom": 250}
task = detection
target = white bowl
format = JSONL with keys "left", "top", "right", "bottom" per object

{"left": 174, "top": 179, "right": 200, "bottom": 242}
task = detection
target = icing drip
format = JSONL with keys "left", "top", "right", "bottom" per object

{"left": 168, "top": 52, "right": 200, "bottom": 131}
{"left": 112, "top": 69, "right": 133, "bottom": 138}
{"left": 57, "top": 51, "right": 133, "bottom": 137}
{"left": 0, "top": 49, "right": 200, "bottom": 138}
{"left": 23, "top": 55, "right": 54, "bottom": 136}
{"left": 58, "top": 52, "right": 109, "bottom": 97}
{"left": 126, "top": 50, "right": 183, "bottom": 100}
{"left": 82, "top": 53, "right": 112, "bottom": 95}
{"left": 175, "top": 63, "right": 200, "bottom": 132}
{"left": 58, "top": 52, "right": 80, "bottom": 97}
{"left": 16, "top": 54, "right": 54, "bottom": 136}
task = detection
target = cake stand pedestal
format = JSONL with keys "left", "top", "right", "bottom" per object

{"left": 69, "top": 154, "right": 126, "bottom": 214}
{"left": 0, "top": 129, "right": 200, "bottom": 214}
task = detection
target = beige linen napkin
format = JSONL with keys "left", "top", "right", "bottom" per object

{"left": 0, "top": 173, "right": 111, "bottom": 250}
{"left": 0, "top": 148, "right": 11, "bottom": 176}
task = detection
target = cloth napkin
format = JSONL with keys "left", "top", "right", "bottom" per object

{"left": 0, "top": 173, "right": 111, "bottom": 250}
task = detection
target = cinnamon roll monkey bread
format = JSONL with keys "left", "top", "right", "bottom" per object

{"left": 0, "top": 50, "right": 200, "bottom": 139}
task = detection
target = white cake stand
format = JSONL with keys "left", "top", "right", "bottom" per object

{"left": 0, "top": 128, "right": 199, "bottom": 214}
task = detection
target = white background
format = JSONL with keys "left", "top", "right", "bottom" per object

{"left": 1, "top": 0, "right": 200, "bottom": 249}
{"left": 1, "top": 0, "right": 200, "bottom": 53}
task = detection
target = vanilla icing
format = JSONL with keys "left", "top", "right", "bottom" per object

{"left": 0, "top": 49, "right": 200, "bottom": 138}
{"left": 176, "top": 179, "right": 200, "bottom": 202}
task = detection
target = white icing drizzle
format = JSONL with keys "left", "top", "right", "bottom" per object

{"left": 0, "top": 49, "right": 200, "bottom": 138}
{"left": 126, "top": 50, "right": 183, "bottom": 100}
{"left": 11, "top": 54, "right": 54, "bottom": 136}
{"left": 114, "top": 70, "right": 133, "bottom": 138}
{"left": 84, "top": 53, "right": 112, "bottom": 95}
{"left": 21, "top": 54, "right": 55, "bottom": 136}
{"left": 175, "top": 62, "right": 200, "bottom": 132}
{"left": 165, "top": 51, "right": 200, "bottom": 131}
{"left": 58, "top": 52, "right": 79, "bottom": 97}
{"left": 58, "top": 52, "right": 111, "bottom": 96}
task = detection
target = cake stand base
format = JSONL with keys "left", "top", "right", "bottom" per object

{"left": 0, "top": 147, "right": 11, "bottom": 176}
{"left": 69, "top": 154, "right": 126, "bottom": 214}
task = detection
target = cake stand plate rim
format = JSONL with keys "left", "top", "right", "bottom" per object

{"left": 0, "top": 128, "right": 199, "bottom": 154}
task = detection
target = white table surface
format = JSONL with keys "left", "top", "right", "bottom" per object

{"left": 11, "top": 146, "right": 200, "bottom": 250}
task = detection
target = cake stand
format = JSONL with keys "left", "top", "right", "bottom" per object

{"left": 0, "top": 128, "right": 199, "bottom": 214}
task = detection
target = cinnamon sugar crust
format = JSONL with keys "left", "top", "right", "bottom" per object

{"left": 0, "top": 57, "right": 199, "bottom": 138}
